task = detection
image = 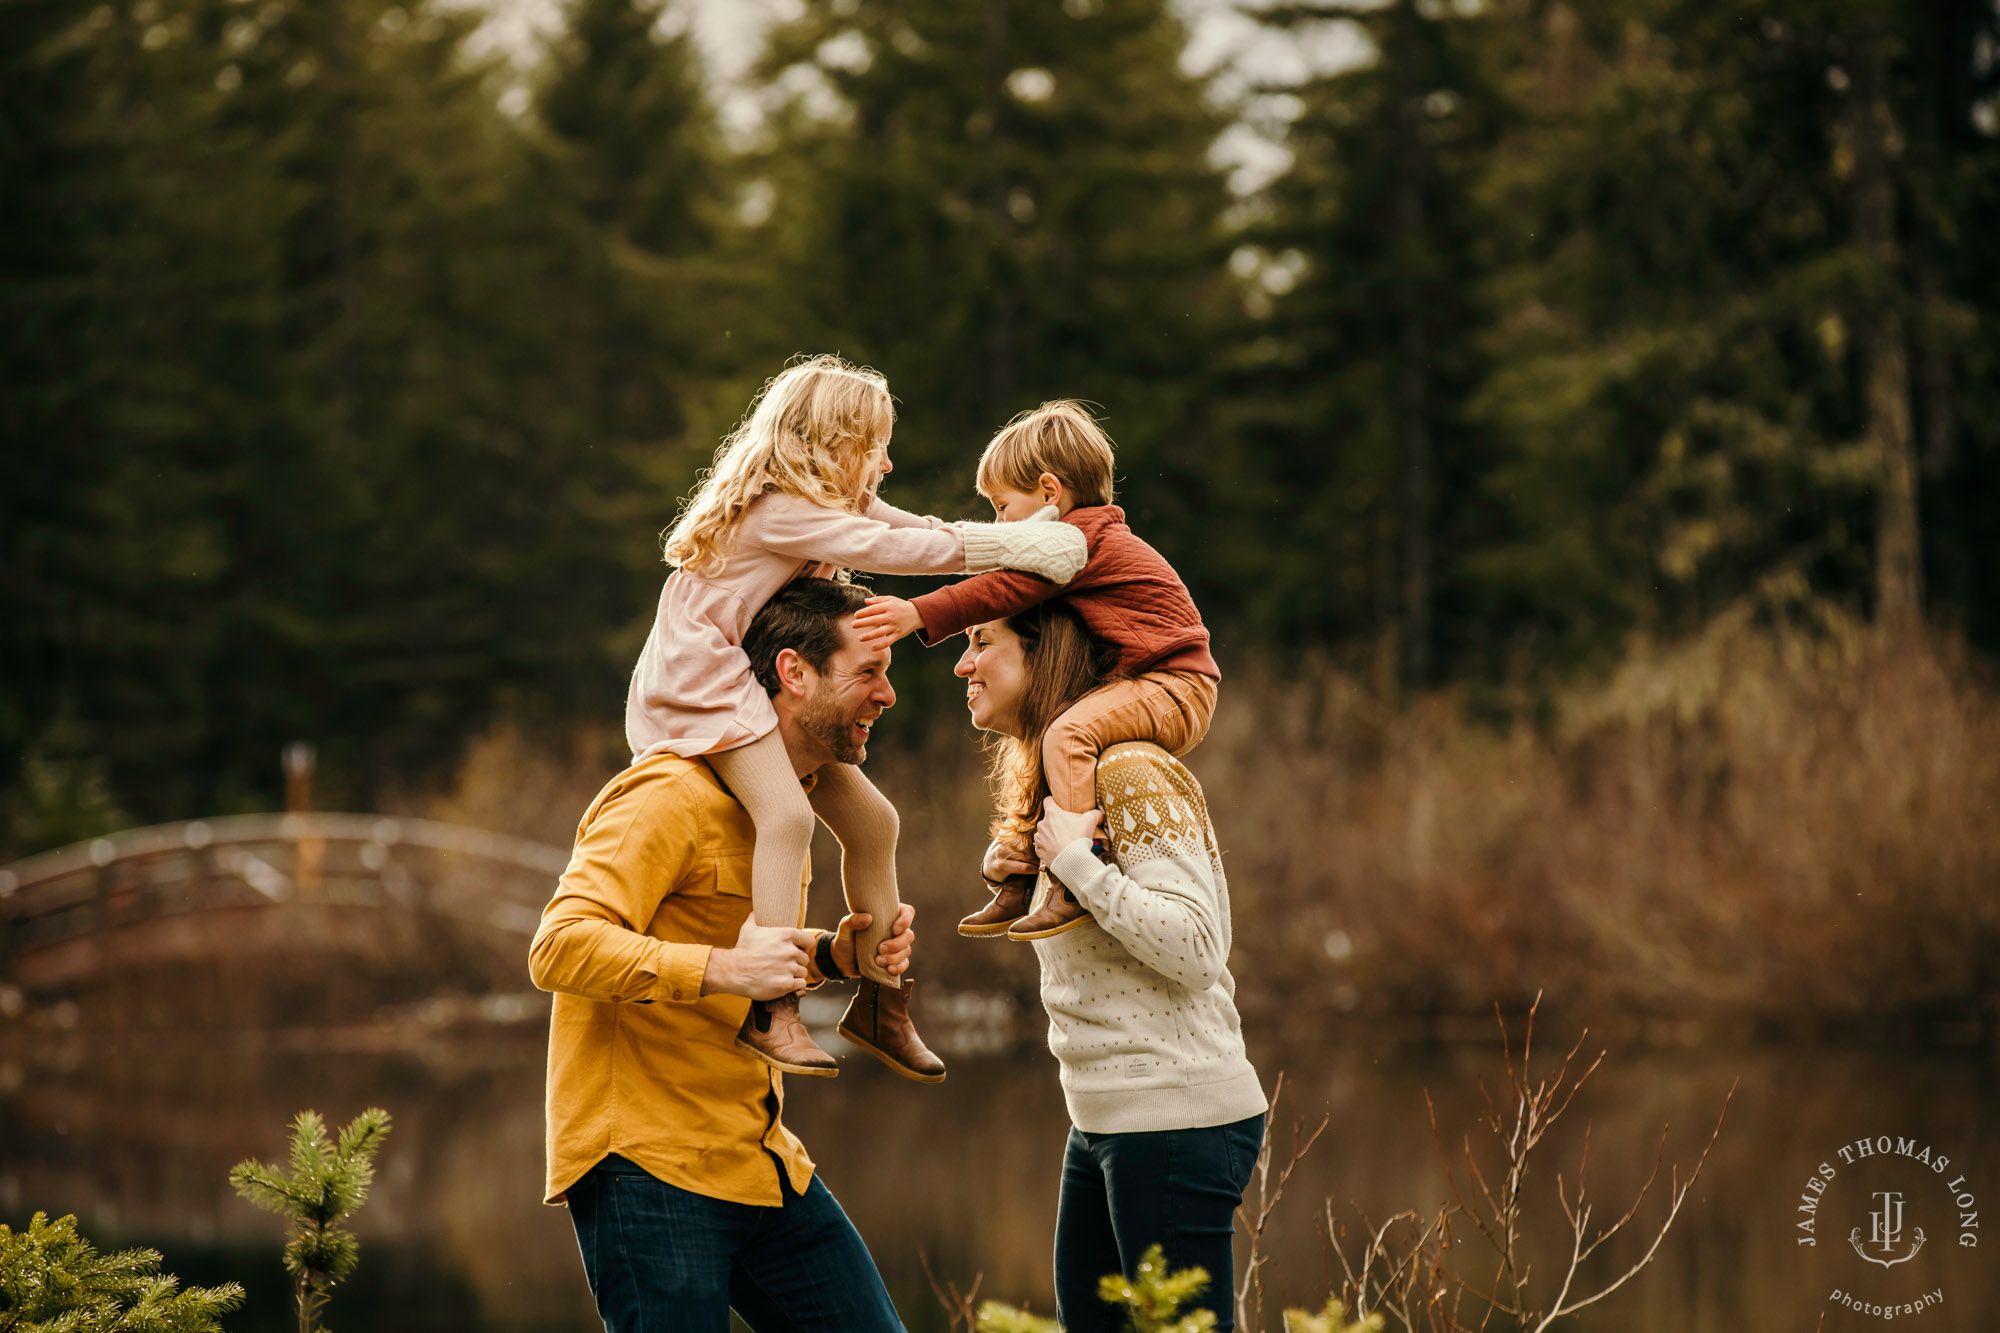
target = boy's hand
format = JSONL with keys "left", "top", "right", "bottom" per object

{"left": 855, "top": 596, "right": 922, "bottom": 649}
{"left": 982, "top": 836, "right": 1038, "bottom": 883}
{"left": 831, "top": 903, "right": 916, "bottom": 979}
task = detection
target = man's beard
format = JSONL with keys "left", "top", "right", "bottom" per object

{"left": 800, "top": 685, "right": 867, "bottom": 766}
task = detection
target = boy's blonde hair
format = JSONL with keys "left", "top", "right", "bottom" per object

{"left": 976, "top": 400, "right": 1116, "bottom": 509}
{"left": 665, "top": 355, "right": 894, "bottom": 576}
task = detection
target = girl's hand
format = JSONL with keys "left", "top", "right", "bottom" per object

{"left": 982, "top": 836, "right": 1038, "bottom": 883}
{"left": 855, "top": 595, "right": 922, "bottom": 649}
{"left": 1035, "top": 799, "right": 1104, "bottom": 866}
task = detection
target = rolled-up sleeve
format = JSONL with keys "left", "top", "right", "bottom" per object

{"left": 529, "top": 775, "right": 713, "bottom": 1004}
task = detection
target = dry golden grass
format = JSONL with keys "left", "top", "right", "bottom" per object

{"left": 389, "top": 721, "right": 630, "bottom": 851}
{"left": 1196, "top": 606, "right": 2000, "bottom": 1026}
{"left": 417, "top": 613, "right": 2000, "bottom": 1026}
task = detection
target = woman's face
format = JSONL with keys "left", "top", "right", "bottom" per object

{"left": 955, "top": 618, "right": 1029, "bottom": 737}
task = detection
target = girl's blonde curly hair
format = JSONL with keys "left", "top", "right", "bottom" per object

{"left": 664, "top": 355, "right": 895, "bottom": 576}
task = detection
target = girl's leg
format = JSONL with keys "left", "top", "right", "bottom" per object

{"left": 709, "top": 730, "right": 818, "bottom": 929}
{"left": 805, "top": 762, "right": 902, "bottom": 986}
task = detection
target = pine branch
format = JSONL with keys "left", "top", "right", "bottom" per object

{"left": 230, "top": 1107, "right": 393, "bottom": 1333}
{"left": 0, "top": 1213, "right": 242, "bottom": 1333}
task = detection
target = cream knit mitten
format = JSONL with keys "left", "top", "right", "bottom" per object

{"left": 960, "top": 505, "right": 1088, "bottom": 583}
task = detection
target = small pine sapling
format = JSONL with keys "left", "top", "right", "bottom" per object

{"left": 971, "top": 1305, "right": 1059, "bottom": 1333}
{"left": 228, "top": 1108, "right": 391, "bottom": 1333}
{"left": 973, "top": 1246, "right": 1221, "bottom": 1333}
{"left": 0, "top": 1211, "right": 243, "bottom": 1331}
{"left": 1284, "top": 1303, "right": 1387, "bottom": 1333}
{"left": 1097, "top": 1246, "right": 1216, "bottom": 1333}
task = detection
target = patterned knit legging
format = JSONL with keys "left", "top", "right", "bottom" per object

{"left": 708, "top": 729, "right": 901, "bottom": 986}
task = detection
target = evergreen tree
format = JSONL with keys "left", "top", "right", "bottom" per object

{"left": 524, "top": 0, "right": 752, "bottom": 560}
{"left": 7, "top": 0, "right": 2000, "bottom": 855}
{"left": 1231, "top": 0, "right": 1504, "bottom": 684}
{"left": 0, "top": 1212, "right": 243, "bottom": 1331}
{"left": 1465, "top": 0, "right": 2000, "bottom": 671}
{"left": 972, "top": 1244, "right": 1219, "bottom": 1332}
{"left": 230, "top": 1107, "right": 391, "bottom": 1333}
{"left": 755, "top": 0, "right": 1238, "bottom": 546}
{"left": 0, "top": 0, "right": 147, "bottom": 851}
{"left": 0, "top": 0, "right": 728, "bottom": 847}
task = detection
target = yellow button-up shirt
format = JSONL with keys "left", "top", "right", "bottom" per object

{"left": 529, "top": 751, "right": 818, "bottom": 1206}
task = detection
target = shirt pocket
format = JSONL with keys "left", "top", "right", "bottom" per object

{"left": 712, "top": 849, "right": 754, "bottom": 897}
{"left": 665, "top": 850, "right": 755, "bottom": 944}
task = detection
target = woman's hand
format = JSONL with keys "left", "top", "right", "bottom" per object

{"left": 1034, "top": 798, "right": 1104, "bottom": 866}
{"left": 831, "top": 903, "right": 916, "bottom": 979}
{"left": 855, "top": 596, "right": 922, "bottom": 649}
{"left": 982, "top": 836, "right": 1038, "bottom": 883}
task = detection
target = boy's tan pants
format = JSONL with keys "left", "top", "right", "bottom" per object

{"left": 1041, "top": 669, "right": 1220, "bottom": 816}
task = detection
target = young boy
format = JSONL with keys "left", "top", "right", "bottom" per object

{"left": 851, "top": 401, "right": 1220, "bottom": 939}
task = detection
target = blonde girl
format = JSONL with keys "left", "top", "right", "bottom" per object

{"left": 627, "top": 355, "right": 1087, "bottom": 1075}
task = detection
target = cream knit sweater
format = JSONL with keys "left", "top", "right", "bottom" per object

{"left": 1035, "top": 742, "right": 1267, "bottom": 1134}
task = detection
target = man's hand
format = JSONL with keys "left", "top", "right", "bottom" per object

{"left": 854, "top": 596, "right": 923, "bottom": 650}
{"left": 830, "top": 903, "right": 916, "bottom": 979}
{"left": 702, "top": 914, "right": 814, "bottom": 1000}
{"left": 982, "top": 836, "right": 1038, "bottom": 883}
{"left": 1034, "top": 798, "right": 1104, "bottom": 866}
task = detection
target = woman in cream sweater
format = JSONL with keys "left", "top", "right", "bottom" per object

{"left": 954, "top": 600, "right": 1267, "bottom": 1333}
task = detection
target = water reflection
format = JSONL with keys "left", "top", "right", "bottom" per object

{"left": 2, "top": 1027, "right": 1993, "bottom": 1332}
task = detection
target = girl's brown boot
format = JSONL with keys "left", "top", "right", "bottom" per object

{"left": 734, "top": 993, "right": 838, "bottom": 1076}
{"left": 838, "top": 977, "right": 946, "bottom": 1082}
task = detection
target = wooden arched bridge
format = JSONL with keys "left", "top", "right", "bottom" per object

{"left": 0, "top": 815, "right": 571, "bottom": 1026}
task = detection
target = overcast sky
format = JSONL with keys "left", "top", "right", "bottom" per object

{"left": 446, "top": 0, "right": 1369, "bottom": 194}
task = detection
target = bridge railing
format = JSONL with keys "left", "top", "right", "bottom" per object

{"left": 0, "top": 814, "right": 572, "bottom": 971}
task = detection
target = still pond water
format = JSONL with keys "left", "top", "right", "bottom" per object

{"left": 3, "top": 1015, "right": 1994, "bottom": 1333}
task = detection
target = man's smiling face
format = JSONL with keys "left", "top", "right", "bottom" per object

{"left": 796, "top": 615, "right": 896, "bottom": 766}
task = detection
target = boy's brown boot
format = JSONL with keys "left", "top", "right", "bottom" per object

{"left": 735, "top": 993, "right": 838, "bottom": 1076}
{"left": 838, "top": 978, "right": 946, "bottom": 1083}
{"left": 958, "top": 873, "right": 1036, "bottom": 936}
{"left": 1007, "top": 879, "right": 1093, "bottom": 940}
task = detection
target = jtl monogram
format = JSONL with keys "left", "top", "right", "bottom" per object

{"left": 1852, "top": 1190, "right": 1926, "bottom": 1268}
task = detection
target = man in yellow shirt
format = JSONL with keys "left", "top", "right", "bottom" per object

{"left": 529, "top": 578, "right": 930, "bottom": 1333}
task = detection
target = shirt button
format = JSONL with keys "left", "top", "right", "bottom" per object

{"left": 672, "top": 990, "right": 684, "bottom": 1000}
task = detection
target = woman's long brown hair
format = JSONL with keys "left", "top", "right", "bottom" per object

{"left": 988, "top": 600, "right": 1120, "bottom": 844}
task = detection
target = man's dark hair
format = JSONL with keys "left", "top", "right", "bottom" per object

{"left": 744, "top": 577, "right": 873, "bottom": 696}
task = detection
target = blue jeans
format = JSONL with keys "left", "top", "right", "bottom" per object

{"left": 566, "top": 1154, "right": 905, "bottom": 1333}
{"left": 1054, "top": 1114, "right": 1266, "bottom": 1333}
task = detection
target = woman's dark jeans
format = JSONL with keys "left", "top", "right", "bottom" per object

{"left": 1054, "top": 1113, "right": 1266, "bottom": 1333}
{"left": 566, "top": 1154, "right": 904, "bottom": 1333}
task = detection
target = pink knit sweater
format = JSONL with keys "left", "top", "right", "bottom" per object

{"left": 625, "top": 492, "right": 964, "bottom": 760}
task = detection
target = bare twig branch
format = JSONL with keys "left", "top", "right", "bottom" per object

{"left": 1236, "top": 1071, "right": 1332, "bottom": 1333}
{"left": 1528, "top": 1077, "right": 1738, "bottom": 1331}
{"left": 919, "top": 1247, "right": 981, "bottom": 1333}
